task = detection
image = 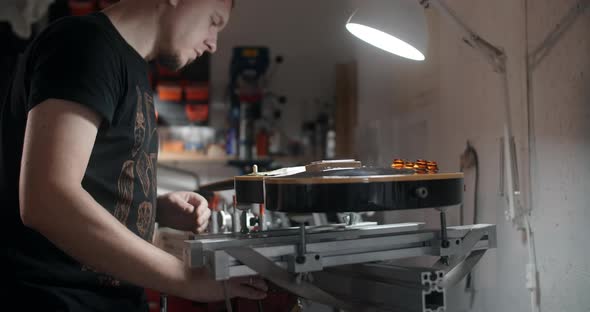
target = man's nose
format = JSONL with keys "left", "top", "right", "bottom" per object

{"left": 206, "top": 41, "right": 217, "bottom": 53}
{"left": 205, "top": 32, "right": 218, "bottom": 53}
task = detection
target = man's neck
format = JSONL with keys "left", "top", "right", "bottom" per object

{"left": 102, "top": 0, "right": 162, "bottom": 60}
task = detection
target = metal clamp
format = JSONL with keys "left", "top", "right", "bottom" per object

{"left": 288, "top": 253, "right": 324, "bottom": 273}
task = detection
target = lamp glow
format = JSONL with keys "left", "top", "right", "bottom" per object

{"left": 346, "top": 1, "right": 429, "bottom": 61}
{"left": 346, "top": 23, "right": 425, "bottom": 61}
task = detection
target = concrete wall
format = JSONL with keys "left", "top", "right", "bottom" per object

{"left": 525, "top": 1, "right": 590, "bottom": 311}
{"left": 350, "top": 0, "right": 590, "bottom": 311}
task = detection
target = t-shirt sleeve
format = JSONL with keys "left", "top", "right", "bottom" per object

{"left": 27, "top": 19, "right": 124, "bottom": 124}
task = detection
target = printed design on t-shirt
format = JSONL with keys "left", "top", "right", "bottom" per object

{"left": 81, "top": 265, "right": 121, "bottom": 287}
{"left": 145, "top": 92, "right": 158, "bottom": 146}
{"left": 150, "top": 153, "right": 158, "bottom": 196}
{"left": 144, "top": 92, "right": 153, "bottom": 135}
{"left": 83, "top": 87, "right": 158, "bottom": 288}
{"left": 144, "top": 91, "right": 158, "bottom": 241}
{"left": 136, "top": 151, "right": 151, "bottom": 197}
{"left": 136, "top": 201, "right": 153, "bottom": 237}
{"left": 113, "top": 85, "right": 158, "bottom": 242}
{"left": 114, "top": 160, "right": 134, "bottom": 224}
{"left": 132, "top": 87, "right": 146, "bottom": 158}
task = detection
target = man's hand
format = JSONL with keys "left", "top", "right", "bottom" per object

{"left": 223, "top": 276, "right": 268, "bottom": 300}
{"left": 157, "top": 192, "right": 211, "bottom": 233}
{"left": 182, "top": 269, "right": 268, "bottom": 302}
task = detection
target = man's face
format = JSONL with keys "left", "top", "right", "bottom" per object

{"left": 157, "top": 0, "right": 232, "bottom": 71}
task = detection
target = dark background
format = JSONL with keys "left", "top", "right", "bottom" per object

{"left": 0, "top": 0, "right": 210, "bottom": 105}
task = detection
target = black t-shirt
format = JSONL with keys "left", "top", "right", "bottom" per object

{"left": 1, "top": 12, "right": 158, "bottom": 311}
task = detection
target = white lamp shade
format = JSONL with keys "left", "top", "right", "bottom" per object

{"left": 347, "top": 0, "right": 428, "bottom": 61}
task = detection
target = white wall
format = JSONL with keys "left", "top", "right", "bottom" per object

{"left": 525, "top": 1, "right": 590, "bottom": 310}
{"left": 350, "top": 0, "right": 590, "bottom": 311}
{"left": 210, "top": 0, "right": 359, "bottom": 139}
{"left": 210, "top": 1, "right": 589, "bottom": 311}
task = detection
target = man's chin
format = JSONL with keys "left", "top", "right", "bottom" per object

{"left": 156, "top": 54, "right": 184, "bottom": 72}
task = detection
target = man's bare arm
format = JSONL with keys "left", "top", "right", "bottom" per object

{"left": 18, "top": 99, "right": 266, "bottom": 301}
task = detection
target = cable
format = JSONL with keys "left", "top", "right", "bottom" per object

{"left": 257, "top": 300, "right": 264, "bottom": 312}
{"left": 459, "top": 141, "right": 479, "bottom": 227}
{"left": 525, "top": 215, "right": 540, "bottom": 312}
{"left": 159, "top": 293, "right": 168, "bottom": 312}
{"left": 223, "top": 280, "right": 233, "bottom": 312}
{"left": 459, "top": 141, "right": 479, "bottom": 308}
{"left": 525, "top": 1, "right": 542, "bottom": 311}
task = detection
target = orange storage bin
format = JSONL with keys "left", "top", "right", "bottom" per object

{"left": 161, "top": 141, "right": 185, "bottom": 153}
{"left": 185, "top": 104, "right": 209, "bottom": 123}
{"left": 157, "top": 83, "right": 182, "bottom": 102}
{"left": 184, "top": 84, "right": 209, "bottom": 102}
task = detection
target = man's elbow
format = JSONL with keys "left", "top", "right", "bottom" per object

{"left": 19, "top": 181, "right": 70, "bottom": 230}
{"left": 19, "top": 185, "right": 44, "bottom": 229}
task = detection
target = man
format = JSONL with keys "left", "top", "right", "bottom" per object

{"left": 0, "top": 0, "right": 267, "bottom": 310}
